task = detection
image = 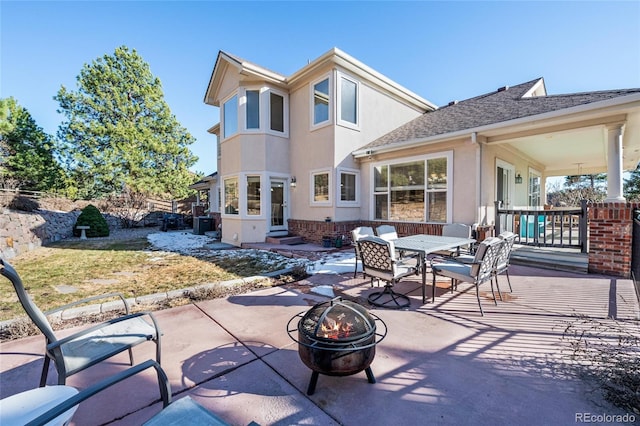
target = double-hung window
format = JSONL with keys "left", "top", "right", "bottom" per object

{"left": 223, "top": 94, "right": 238, "bottom": 139}
{"left": 373, "top": 153, "right": 451, "bottom": 223}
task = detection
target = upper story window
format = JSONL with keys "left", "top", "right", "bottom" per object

{"left": 312, "top": 77, "right": 330, "bottom": 126}
{"left": 270, "top": 92, "right": 284, "bottom": 132}
{"left": 246, "top": 90, "right": 260, "bottom": 130}
{"left": 338, "top": 74, "right": 359, "bottom": 128}
{"left": 222, "top": 94, "right": 238, "bottom": 139}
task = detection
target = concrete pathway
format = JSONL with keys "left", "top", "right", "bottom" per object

{"left": 1, "top": 264, "right": 638, "bottom": 425}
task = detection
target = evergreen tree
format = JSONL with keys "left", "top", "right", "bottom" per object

{"left": 55, "top": 46, "right": 198, "bottom": 199}
{"left": 624, "top": 165, "right": 640, "bottom": 201}
{"left": 0, "top": 97, "right": 66, "bottom": 191}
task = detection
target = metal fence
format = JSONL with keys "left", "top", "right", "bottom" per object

{"left": 494, "top": 200, "right": 588, "bottom": 253}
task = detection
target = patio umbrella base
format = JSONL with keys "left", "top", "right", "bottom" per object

{"left": 368, "top": 286, "right": 410, "bottom": 309}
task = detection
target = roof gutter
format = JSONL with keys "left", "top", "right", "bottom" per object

{"left": 352, "top": 91, "right": 640, "bottom": 158}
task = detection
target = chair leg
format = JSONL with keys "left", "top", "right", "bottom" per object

{"left": 39, "top": 356, "right": 51, "bottom": 387}
{"left": 354, "top": 258, "right": 358, "bottom": 279}
{"left": 475, "top": 284, "right": 485, "bottom": 316}
{"left": 128, "top": 348, "right": 135, "bottom": 366}
{"left": 505, "top": 270, "right": 513, "bottom": 292}
{"left": 494, "top": 275, "right": 504, "bottom": 302}
{"left": 489, "top": 278, "right": 498, "bottom": 305}
{"left": 368, "top": 283, "right": 410, "bottom": 309}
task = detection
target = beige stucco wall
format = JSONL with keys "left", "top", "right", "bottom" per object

{"left": 289, "top": 67, "right": 427, "bottom": 223}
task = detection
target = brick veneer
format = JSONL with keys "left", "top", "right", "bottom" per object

{"left": 287, "top": 219, "right": 445, "bottom": 246}
{"left": 588, "top": 202, "right": 638, "bottom": 278}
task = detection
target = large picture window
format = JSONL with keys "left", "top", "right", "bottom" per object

{"left": 246, "top": 176, "right": 261, "bottom": 215}
{"left": 224, "top": 177, "right": 239, "bottom": 215}
{"left": 373, "top": 154, "right": 450, "bottom": 223}
{"left": 223, "top": 95, "right": 238, "bottom": 139}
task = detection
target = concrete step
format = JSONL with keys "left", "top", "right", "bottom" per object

{"left": 510, "top": 245, "right": 588, "bottom": 274}
{"left": 265, "top": 235, "right": 304, "bottom": 245}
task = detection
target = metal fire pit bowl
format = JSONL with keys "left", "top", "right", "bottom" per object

{"left": 287, "top": 297, "right": 387, "bottom": 395}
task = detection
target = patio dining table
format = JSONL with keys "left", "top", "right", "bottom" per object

{"left": 393, "top": 234, "right": 476, "bottom": 303}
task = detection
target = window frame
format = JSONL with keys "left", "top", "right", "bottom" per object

{"left": 246, "top": 175, "right": 262, "bottom": 216}
{"left": 370, "top": 152, "right": 453, "bottom": 223}
{"left": 337, "top": 167, "right": 360, "bottom": 207}
{"left": 267, "top": 88, "right": 289, "bottom": 137}
{"left": 336, "top": 72, "right": 360, "bottom": 130}
{"left": 223, "top": 176, "right": 239, "bottom": 216}
{"left": 310, "top": 168, "right": 332, "bottom": 206}
{"left": 310, "top": 74, "right": 332, "bottom": 130}
{"left": 528, "top": 167, "right": 542, "bottom": 207}
{"left": 222, "top": 93, "right": 238, "bottom": 140}
{"left": 244, "top": 88, "right": 261, "bottom": 131}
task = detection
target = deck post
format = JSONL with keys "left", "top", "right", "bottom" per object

{"left": 494, "top": 201, "right": 502, "bottom": 236}
{"left": 580, "top": 199, "right": 588, "bottom": 253}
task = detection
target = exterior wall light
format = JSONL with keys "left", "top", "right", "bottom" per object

{"left": 290, "top": 177, "right": 297, "bottom": 188}
{"left": 515, "top": 173, "right": 523, "bottom": 184}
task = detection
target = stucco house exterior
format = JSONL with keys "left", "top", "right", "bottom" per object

{"left": 203, "top": 47, "right": 640, "bottom": 275}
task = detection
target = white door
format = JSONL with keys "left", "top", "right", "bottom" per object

{"left": 269, "top": 179, "right": 287, "bottom": 232}
{"left": 496, "top": 160, "right": 515, "bottom": 232}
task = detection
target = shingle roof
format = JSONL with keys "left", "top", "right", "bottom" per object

{"left": 361, "top": 78, "right": 640, "bottom": 151}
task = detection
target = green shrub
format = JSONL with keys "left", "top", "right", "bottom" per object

{"left": 73, "top": 204, "right": 110, "bottom": 237}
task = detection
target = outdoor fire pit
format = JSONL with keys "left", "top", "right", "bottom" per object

{"left": 287, "top": 297, "right": 387, "bottom": 395}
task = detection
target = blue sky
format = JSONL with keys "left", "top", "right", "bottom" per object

{"left": 2, "top": 1, "right": 639, "bottom": 175}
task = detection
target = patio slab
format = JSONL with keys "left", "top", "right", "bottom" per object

{"left": 0, "top": 264, "right": 638, "bottom": 424}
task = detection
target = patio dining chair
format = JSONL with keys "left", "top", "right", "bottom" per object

{"left": 357, "top": 236, "right": 419, "bottom": 309}
{"left": 351, "top": 226, "right": 375, "bottom": 279}
{"left": 431, "top": 223, "right": 473, "bottom": 258}
{"left": 0, "top": 259, "right": 161, "bottom": 387}
{"left": 495, "top": 231, "right": 516, "bottom": 292}
{"left": 25, "top": 360, "right": 231, "bottom": 426}
{"left": 375, "top": 224, "right": 417, "bottom": 261}
{"left": 430, "top": 237, "right": 503, "bottom": 316}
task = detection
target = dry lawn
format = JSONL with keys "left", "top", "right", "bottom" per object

{"left": 0, "top": 233, "right": 302, "bottom": 323}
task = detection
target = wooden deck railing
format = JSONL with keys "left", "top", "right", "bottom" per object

{"left": 494, "top": 200, "right": 588, "bottom": 253}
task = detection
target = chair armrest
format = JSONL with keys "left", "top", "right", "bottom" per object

{"left": 45, "top": 292, "right": 131, "bottom": 316}
{"left": 26, "top": 360, "right": 171, "bottom": 426}
{"left": 47, "top": 311, "right": 160, "bottom": 351}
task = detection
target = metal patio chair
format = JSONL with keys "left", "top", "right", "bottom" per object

{"left": 357, "top": 236, "right": 418, "bottom": 309}
{"left": 0, "top": 259, "right": 161, "bottom": 387}
{"left": 430, "top": 237, "right": 503, "bottom": 315}
{"left": 495, "top": 231, "right": 516, "bottom": 292}
{"left": 431, "top": 223, "right": 473, "bottom": 258}
{"left": 26, "top": 360, "right": 231, "bottom": 426}
{"left": 351, "top": 226, "right": 375, "bottom": 279}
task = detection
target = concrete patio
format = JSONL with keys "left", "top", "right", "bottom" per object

{"left": 1, "top": 262, "right": 638, "bottom": 425}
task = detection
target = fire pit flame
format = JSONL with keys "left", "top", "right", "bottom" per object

{"left": 320, "top": 316, "right": 353, "bottom": 339}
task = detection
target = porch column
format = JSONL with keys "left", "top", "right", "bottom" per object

{"left": 604, "top": 123, "right": 626, "bottom": 202}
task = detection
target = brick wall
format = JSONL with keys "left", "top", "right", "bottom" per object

{"left": 588, "top": 202, "right": 637, "bottom": 278}
{"left": 287, "top": 219, "right": 445, "bottom": 245}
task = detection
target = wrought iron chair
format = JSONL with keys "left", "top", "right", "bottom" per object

{"left": 431, "top": 223, "right": 473, "bottom": 258}
{"left": 495, "top": 231, "right": 516, "bottom": 292}
{"left": 0, "top": 259, "right": 161, "bottom": 387}
{"left": 375, "top": 224, "right": 398, "bottom": 241}
{"left": 357, "top": 236, "right": 418, "bottom": 309}
{"left": 351, "top": 226, "right": 375, "bottom": 278}
{"left": 26, "top": 360, "right": 231, "bottom": 426}
{"left": 430, "top": 237, "right": 503, "bottom": 315}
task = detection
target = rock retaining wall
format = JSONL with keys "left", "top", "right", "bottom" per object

{"left": 0, "top": 208, "right": 121, "bottom": 260}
